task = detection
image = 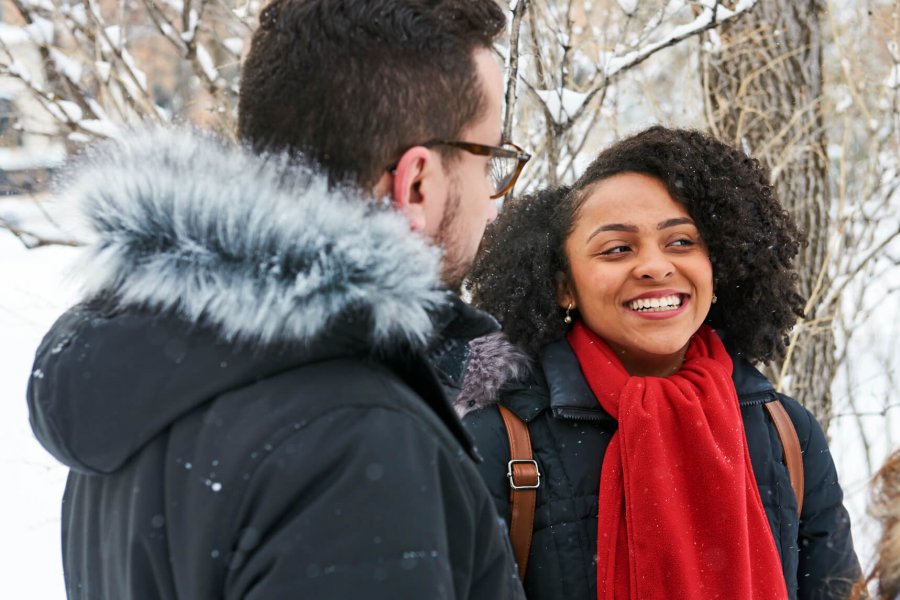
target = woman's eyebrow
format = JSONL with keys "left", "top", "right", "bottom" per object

{"left": 586, "top": 217, "right": 695, "bottom": 242}
{"left": 586, "top": 223, "right": 639, "bottom": 242}
{"left": 657, "top": 217, "right": 694, "bottom": 230}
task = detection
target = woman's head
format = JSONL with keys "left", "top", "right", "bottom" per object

{"left": 468, "top": 126, "right": 804, "bottom": 364}
{"left": 557, "top": 172, "right": 714, "bottom": 375}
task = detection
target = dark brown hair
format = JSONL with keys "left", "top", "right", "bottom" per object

{"left": 237, "top": 0, "right": 505, "bottom": 188}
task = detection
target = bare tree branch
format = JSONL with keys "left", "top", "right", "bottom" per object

{"left": 0, "top": 216, "right": 83, "bottom": 249}
{"left": 502, "top": 0, "right": 528, "bottom": 143}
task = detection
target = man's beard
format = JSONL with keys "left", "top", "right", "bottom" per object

{"left": 435, "top": 186, "right": 469, "bottom": 294}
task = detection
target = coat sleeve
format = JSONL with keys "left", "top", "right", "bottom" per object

{"left": 223, "top": 405, "right": 522, "bottom": 600}
{"left": 787, "top": 399, "right": 862, "bottom": 600}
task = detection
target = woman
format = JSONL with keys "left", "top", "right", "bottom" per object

{"left": 458, "top": 126, "right": 860, "bottom": 599}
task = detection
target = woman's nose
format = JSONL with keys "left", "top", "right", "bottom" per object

{"left": 634, "top": 249, "right": 674, "bottom": 280}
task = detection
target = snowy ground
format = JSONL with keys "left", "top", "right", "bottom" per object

{"left": 0, "top": 192, "right": 894, "bottom": 597}
{"left": 1, "top": 211, "right": 78, "bottom": 599}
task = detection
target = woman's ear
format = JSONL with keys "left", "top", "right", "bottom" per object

{"left": 555, "top": 273, "right": 575, "bottom": 309}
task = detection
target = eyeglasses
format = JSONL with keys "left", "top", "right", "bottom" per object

{"left": 423, "top": 140, "right": 531, "bottom": 199}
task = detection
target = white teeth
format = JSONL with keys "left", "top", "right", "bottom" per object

{"left": 629, "top": 295, "right": 682, "bottom": 312}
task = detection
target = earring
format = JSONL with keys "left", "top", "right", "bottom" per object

{"left": 711, "top": 294, "right": 718, "bottom": 304}
{"left": 564, "top": 303, "right": 573, "bottom": 324}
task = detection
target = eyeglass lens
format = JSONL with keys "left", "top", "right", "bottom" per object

{"left": 490, "top": 150, "right": 518, "bottom": 196}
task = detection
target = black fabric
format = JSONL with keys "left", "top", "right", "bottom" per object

{"left": 463, "top": 339, "right": 860, "bottom": 600}
{"left": 29, "top": 301, "right": 522, "bottom": 600}
{"left": 428, "top": 293, "right": 500, "bottom": 401}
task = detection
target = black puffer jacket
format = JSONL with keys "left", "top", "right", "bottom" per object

{"left": 458, "top": 334, "right": 860, "bottom": 600}
{"left": 27, "top": 129, "right": 522, "bottom": 600}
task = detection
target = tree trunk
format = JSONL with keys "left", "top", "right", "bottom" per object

{"left": 704, "top": 0, "right": 835, "bottom": 432}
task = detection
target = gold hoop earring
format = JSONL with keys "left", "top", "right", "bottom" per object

{"left": 564, "top": 303, "right": 573, "bottom": 325}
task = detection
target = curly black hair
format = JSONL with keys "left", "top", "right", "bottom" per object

{"left": 467, "top": 125, "right": 805, "bottom": 363}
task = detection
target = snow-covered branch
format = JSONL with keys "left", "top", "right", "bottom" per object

{"left": 550, "top": 0, "right": 759, "bottom": 129}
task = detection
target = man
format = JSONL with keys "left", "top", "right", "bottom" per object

{"left": 27, "top": 1, "right": 529, "bottom": 598}
{"left": 237, "top": 0, "right": 530, "bottom": 399}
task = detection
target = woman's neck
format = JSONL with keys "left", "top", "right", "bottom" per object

{"left": 612, "top": 345, "right": 689, "bottom": 378}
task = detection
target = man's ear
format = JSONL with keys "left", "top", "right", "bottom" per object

{"left": 388, "top": 146, "right": 435, "bottom": 232}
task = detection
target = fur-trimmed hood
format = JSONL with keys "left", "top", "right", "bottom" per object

{"left": 455, "top": 332, "right": 532, "bottom": 417}
{"left": 66, "top": 127, "right": 447, "bottom": 350}
{"left": 28, "top": 127, "right": 457, "bottom": 474}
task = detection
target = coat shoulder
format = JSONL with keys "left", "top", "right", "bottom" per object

{"left": 771, "top": 393, "right": 817, "bottom": 450}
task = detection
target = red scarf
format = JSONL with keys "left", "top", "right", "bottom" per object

{"left": 567, "top": 322, "right": 787, "bottom": 600}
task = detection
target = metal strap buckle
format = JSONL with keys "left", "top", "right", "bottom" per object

{"left": 507, "top": 459, "right": 540, "bottom": 490}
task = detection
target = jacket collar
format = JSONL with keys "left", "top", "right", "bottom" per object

{"left": 430, "top": 293, "right": 500, "bottom": 342}
{"left": 541, "top": 339, "right": 614, "bottom": 422}
{"left": 428, "top": 293, "right": 500, "bottom": 397}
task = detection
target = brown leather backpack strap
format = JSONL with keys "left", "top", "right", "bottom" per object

{"left": 764, "top": 400, "right": 804, "bottom": 516}
{"left": 497, "top": 404, "right": 540, "bottom": 581}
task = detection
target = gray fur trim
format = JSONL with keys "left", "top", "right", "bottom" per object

{"left": 64, "top": 127, "right": 446, "bottom": 350}
{"left": 455, "top": 332, "right": 532, "bottom": 417}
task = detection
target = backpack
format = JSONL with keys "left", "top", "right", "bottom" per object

{"left": 498, "top": 399, "right": 804, "bottom": 580}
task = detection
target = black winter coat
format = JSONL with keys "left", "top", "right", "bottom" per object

{"left": 27, "top": 129, "right": 523, "bottom": 600}
{"left": 458, "top": 335, "right": 861, "bottom": 600}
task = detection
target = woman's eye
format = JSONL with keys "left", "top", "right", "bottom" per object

{"left": 600, "top": 245, "right": 631, "bottom": 255}
{"left": 670, "top": 238, "right": 694, "bottom": 247}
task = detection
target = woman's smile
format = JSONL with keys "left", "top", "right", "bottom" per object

{"left": 624, "top": 289, "right": 690, "bottom": 318}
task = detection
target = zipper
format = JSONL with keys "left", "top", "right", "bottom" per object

{"left": 738, "top": 391, "right": 778, "bottom": 407}
{"left": 552, "top": 406, "right": 616, "bottom": 422}
{"left": 550, "top": 391, "right": 779, "bottom": 422}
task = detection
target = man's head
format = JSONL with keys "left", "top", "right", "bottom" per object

{"left": 238, "top": 0, "right": 513, "bottom": 290}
